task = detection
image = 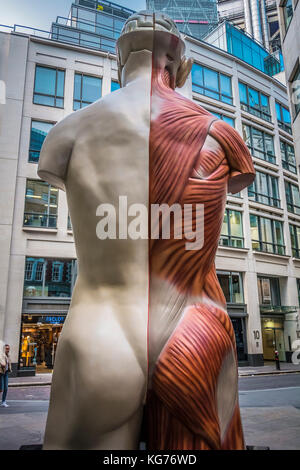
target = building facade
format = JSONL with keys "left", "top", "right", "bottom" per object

{"left": 0, "top": 2, "right": 300, "bottom": 375}
{"left": 218, "top": 0, "right": 281, "bottom": 53}
{"left": 277, "top": 0, "right": 300, "bottom": 177}
{"left": 146, "top": 0, "right": 219, "bottom": 39}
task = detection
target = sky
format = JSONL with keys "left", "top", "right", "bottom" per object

{"left": 0, "top": 0, "right": 146, "bottom": 31}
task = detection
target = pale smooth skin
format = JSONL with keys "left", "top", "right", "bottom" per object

{"left": 39, "top": 38, "right": 237, "bottom": 449}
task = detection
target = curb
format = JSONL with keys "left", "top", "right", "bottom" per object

{"left": 239, "top": 370, "right": 300, "bottom": 377}
{"left": 8, "top": 382, "right": 51, "bottom": 388}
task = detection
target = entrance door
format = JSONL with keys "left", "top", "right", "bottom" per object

{"left": 262, "top": 327, "right": 286, "bottom": 361}
{"left": 274, "top": 329, "right": 286, "bottom": 362}
{"left": 231, "top": 317, "right": 247, "bottom": 362}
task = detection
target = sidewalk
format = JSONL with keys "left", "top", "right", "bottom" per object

{"left": 238, "top": 361, "right": 300, "bottom": 376}
{"left": 7, "top": 362, "right": 300, "bottom": 387}
{"left": 8, "top": 373, "right": 52, "bottom": 387}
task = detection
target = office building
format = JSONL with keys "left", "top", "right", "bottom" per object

{"left": 0, "top": 1, "right": 299, "bottom": 375}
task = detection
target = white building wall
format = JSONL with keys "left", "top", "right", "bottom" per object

{"left": 0, "top": 28, "right": 299, "bottom": 372}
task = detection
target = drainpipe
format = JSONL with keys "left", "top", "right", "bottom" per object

{"left": 243, "top": 0, "right": 253, "bottom": 37}
{"left": 250, "top": 0, "right": 263, "bottom": 44}
{"left": 260, "top": 0, "right": 270, "bottom": 50}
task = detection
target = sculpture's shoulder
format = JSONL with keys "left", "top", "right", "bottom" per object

{"left": 208, "top": 119, "right": 255, "bottom": 194}
{"left": 37, "top": 110, "right": 80, "bottom": 191}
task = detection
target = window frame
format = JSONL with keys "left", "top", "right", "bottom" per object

{"left": 280, "top": 139, "right": 297, "bottom": 173}
{"left": 33, "top": 65, "right": 65, "bottom": 108}
{"left": 73, "top": 71, "right": 102, "bottom": 110}
{"left": 250, "top": 214, "right": 285, "bottom": 255}
{"left": 275, "top": 101, "right": 292, "bottom": 134}
{"left": 23, "top": 179, "right": 59, "bottom": 229}
{"left": 242, "top": 123, "right": 276, "bottom": 164}
{"left": 285, "top": 180, "right": 300, "bottom": 214}
{"left": 289, "top": 224, "right": 300, "bottom": 258}
{"left": 239, "top": 81, "right": 271, "bottom": 122}
{"left": 28, "top": 119, "right": 55, "bottom": 163}
{"left": 220, "top": 209, "right": 244, "bottom": 248}
{"left": 217, "top": 270, "right": 244, "bottom": 304}
{"left": 248, "top": 170, "right": 281, "bottom": 207}
{"left": 192, "top": 63, "right": 233, "bottom": 105}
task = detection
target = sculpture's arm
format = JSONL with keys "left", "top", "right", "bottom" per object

{"left": 208, "top": 119, "right": 255, "bottom": 194}
{"left": 37, "top": 114, "right": 77, "bottom": 191}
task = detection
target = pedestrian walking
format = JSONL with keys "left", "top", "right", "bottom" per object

{"left": 0, "top": 343, "right": 12, "bottom": 407}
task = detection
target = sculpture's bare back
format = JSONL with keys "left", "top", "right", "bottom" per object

{"left": 38, "top": 11, "right": 255, "bottom": 450}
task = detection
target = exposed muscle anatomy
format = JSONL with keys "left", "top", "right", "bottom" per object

{"left": 38, "top": 12, "right": 255, "bottom": 450}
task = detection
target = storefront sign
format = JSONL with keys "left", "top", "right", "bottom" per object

{"left": 38, "top": 316, "right": 65, "bottom": 324}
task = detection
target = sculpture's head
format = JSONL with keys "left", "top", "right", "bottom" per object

{"left": 116, "top": 10, "right": 193, "bottom": 89}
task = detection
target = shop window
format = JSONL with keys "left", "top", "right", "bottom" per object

{"left": 19, "top": 315, "right": 65, "bottom": 372}
{"left": 33, "top": 65, "right": 65, "bottom": 108}
{"left": 23, "top": 258, "right": 77, "bottom": 298}
{"left": 73, "top": 73, "right": 102, "bottom": 110}
{"left": 111, "top": 80, "right": 120, "bottom": 92}
{"left": 276, "top": 101, "right": 292, "bottom": 134}
{"left": 239, "top": 82, "right": 271, "bottom": 122}
{"left": 217, "top": 271, "right": 244, "bottom": 303}
{"left": 290, "top": 224, "right": 300, "bottom": 258}
{"left": 23, "top": 179, "right": 58, "bottom": 228}
{"left": 242, "top": 124, "right": 275, "bottom": 164}
{"left": 29, "top": 121, "right": 54, "bottom": 163}
{"left": 248, "top": 170, "right": 280, "bottom": 207}
{"left": 220, "top": 209, "right": 244, "bottom": 248}
{"left": 285, "top": 181, "right": 300, "bottom": 215}
{"left": 280, "top": 140, "right": 297, "bottom": 173}
{"left": 250, "top": 214, "right": 285, "bottom": 254}
{"left": 192, "top": 63, "right": 233, "bottom": 105}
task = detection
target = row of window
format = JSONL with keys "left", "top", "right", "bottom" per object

{"left": 23, "top": 179, "right": 300, "bottom": 258}
{"left": 33, "top": 64, "right": 293, "bottom": 135}
{"left": 33, "top": 65, "right": 119, "bottom": 110}
{"left": 24, "top": 255, "right": 300, "bottom": 310}
{"left": 191, "top": 63, "right": 292, "bottom": 133}
{"left": 220, "top": 208, "right": 300, "bottom": 258}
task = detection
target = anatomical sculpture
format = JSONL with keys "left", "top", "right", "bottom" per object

{"left": 38, "top": 11, "right": 255, "bottom": 450}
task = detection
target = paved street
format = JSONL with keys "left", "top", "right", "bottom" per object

{"left": 0, "top": 374, "right": 299, "bottom": 450}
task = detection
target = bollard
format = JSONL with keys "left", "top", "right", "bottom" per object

{"left": 275, "top": 350, "right": 280, "bottom": 370}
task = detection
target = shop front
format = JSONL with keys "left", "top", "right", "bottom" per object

{"left": 19, "top": 313, "right": 66, "bottom": 375}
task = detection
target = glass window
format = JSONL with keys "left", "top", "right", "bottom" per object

{"left": 111, "top": 80, "right": 120, "bottom": 92}
{"left": 211, "top": 111, "right": 235, "bottom": 127}
{"left": 33, "top": 66, "right": 65, "bottom": 108}
{"left": 258, "top": 277, "right": 281, "bottom": 306}
{"left": 73, "top": 73, "right": 102, "bottom": 110}
{"left": 242, "top": 124, "right": 275, "bottom": 164}
{"left": 276, "top": 102, "right": 292, "bottom": 134}
{"left": 29, "top": 121, "right": 54, "bottom": 163}
{"left": 283, "top": 0, "right": 293, "bottom": 32}
{"left": 220, "top": 209, "right": 244, "bottom": 248}
{"left": 290, "top": 224, "right": 300, "bottom": 258}
{"left": 281, "top": 140, "right": 297, "bottom": 173}
{"left": 285, "top": 181, "right": 300, "bottom": 215}
{"left": 192, "top": 63, "right": 233, "bottom": 105}
{"left": 250, "top": 214, "right": 285, "bottom": 254}
{"left": 217, "top": 271, "right": 244, "bottom": 303}
{"left": 23, "top": 179, "right": 58, "bottom": 228}
{"left": 23, "top": 258, "right": 77, "bottom": 298}
{"left": 239, "top": 82, "right": 271, "bottom": 122}
{"left": 291, "top": 63, "right": 300, "bottom": 118}
{"left": 248, "top": 170, "right": 280, "bottom": 207}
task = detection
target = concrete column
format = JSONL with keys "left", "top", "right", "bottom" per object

{"left": 244, "top": 268, "right": 264, "bottom": 366}
{"left": 250, "top": 0, "right": 263, "bottom": 44}
{"left": 260, "top": 0, "right": 270, "bottom": 50}
{"left": 243, "top": 0, "right": 253, "bottom": 37}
